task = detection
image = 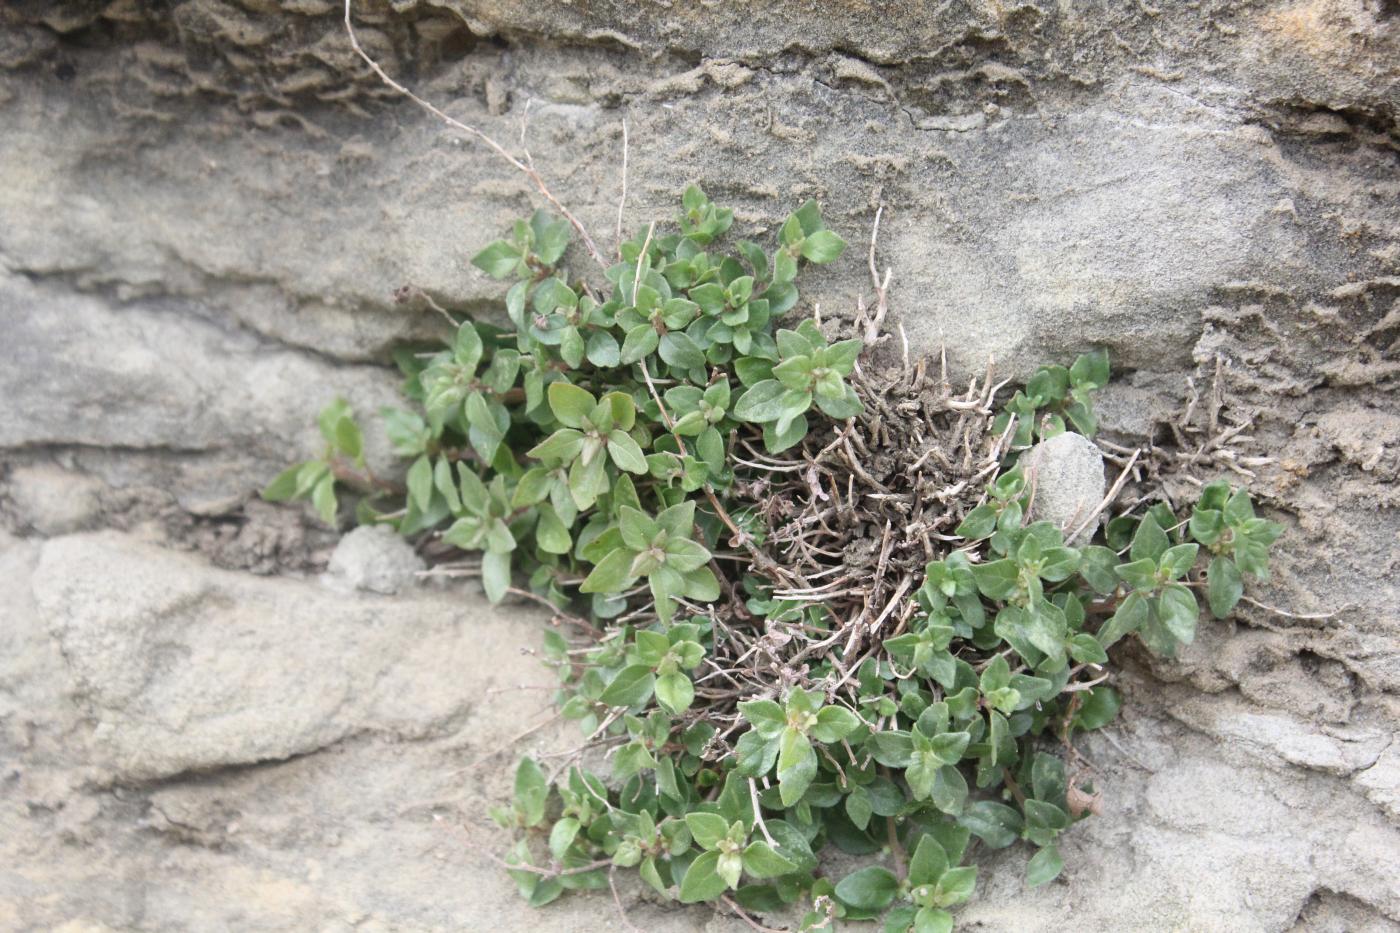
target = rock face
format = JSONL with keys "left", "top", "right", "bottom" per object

{"left": 32, "top": 531, "right": 479, "bottom": 781}
{"left": 2, "top": 0, "right": 1398, "bottom": 930}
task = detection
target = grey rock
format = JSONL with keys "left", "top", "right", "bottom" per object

{"left": 5, "top": 464, "right": 104, "bottom": 535}
{"left": 1, "top": 5, "right": 1394, "bottom": 380}
{"left": 1356, "top": 744, "right": 1400, "bottom": 824}
{"left": 1169, "top": 691, "right": 1391, "bottom": 778}
{"left": 0, "top": 273, "right": 403, "bottom": 512}
{"left": 1021, "top": 432, "right": 1106, "bottom": 540}
{"left": 325, "top": 525, "right": 424, "bottom": 595}
{"left": 30, "top": 531, "right": 489, "bottom": 781}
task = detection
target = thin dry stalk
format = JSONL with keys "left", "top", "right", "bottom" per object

{"left": 343, "top": 0, "right": 606, "bottom": 269}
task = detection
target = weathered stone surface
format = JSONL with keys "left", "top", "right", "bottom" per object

{"left": 1356, "top": 744, "right": 1400, "bottom": 824}
{"left": 1, "top": 529, "right": 751, "bottom": 932}
{"left": 30, "top": 531, "right": 498, "bottom": 781}
{"left": 325, "top": 524, "right": 425, "bottom": 595}
{"left": 0, "top": 272, "right": 403, "bottom": 512}
{"left": 1022, "top": 431, "right": 1105, "bottom": 539}
{"left": 4, "top": 464, "right": 104, "bottom": 535}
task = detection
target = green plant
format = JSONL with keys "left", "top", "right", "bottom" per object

{"left": 267, "top": 189, "right": 1282, "bottom": 930}
{"left": 262, "top": 397, "right": 365, "bottom": 524}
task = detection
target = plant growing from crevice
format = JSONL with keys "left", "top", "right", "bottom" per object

{"left": 270, "top": 75, "right": 1285, "bottom": 924}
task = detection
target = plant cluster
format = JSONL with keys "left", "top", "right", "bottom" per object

{"left": 267, "top": 190, "right": 1281, "bottom": 931}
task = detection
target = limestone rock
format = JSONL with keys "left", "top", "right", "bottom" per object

{"left": 1356, "top": 744, "right": 1400, "bottom": 824}
{"left": 1022, "top": 432, "right": 1106, "bottom": 541}
{"left": 0, "top": 273, "right": 402, "bottom": 513}
{"left": 5, "top": 464, "right": 104, "bottom": 535}
{"left": 324, "top": 525, "right": 424, "bottom": 595}
{"left": 30, "top": 531, "right": 497, "bottom": 781}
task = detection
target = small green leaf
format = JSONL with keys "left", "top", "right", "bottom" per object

{"left": 1206, "top": 555, "right": 1244, "bottom": 619}
{"left": 800, "top": 228, "right": 846, "bottom": 263}
{"left": 579, "top": 540, "right": 635, "bottom": 591}
{"left": 869, "top": 730, "right": 914, "bottom": 768}
{"left": 534, "top": 504, "right": 572, "bottom": 554}
{"left": 548, "top": 381, "right": 596, "bottom": 429}
{"left": 559, "top": 326, "right": 585, "bottom": 368}
{"left": 735, "top": 730, "right": 779, "bottom": 777}
{"left": 606, "top": 430, "right": 649, "bottom": 474}
{"left": 1068, "top": 633, "right": 1109, "bottom": 665}
{"left": 659, "top": 331, "right": 706, "bottom": 369}
{"left": 908, "top": 834, "right": 948, "bottom": 887}
{"left": 1129, "top": 513, "right": 1170, "bottom": 563}
{"left": 471, "top": 240, "right": 521, "bottom": 279}
{"left": 453, "top": 323, "right": 484, "bottom": 374}
{"left": 933, "top": 865, "right": 977, "bottom": 907}
{"left": 586, "top": 330, "right": 620, "bottom": 367}
{"left": 528, "top": 427, "right": 585, "bottom": 463}
{"left": 1074, "top": 685, "right": 1122, "bottom": 730}
{"left": 312, "top": 474, "right": 337, "bottom": 525}
{"left": 333, "top": 416, "right": 363, "bottom": 460}
{"left": 1070, "top": 348, "right": 1110, "bottom": 388}
{"left": 810, "top": 706, "right": 862, "bottom": 743}
{"left": 1158, "top": 543, "right": 1199, "bottom": 579}
{"left": 834, "top": 866, "right": 899, "bottom": 911}
{"left": 685, "top": 812, "right": 731, "bottom": 850}
{"left": 1078, "top": 545, "right": 1119, "bottom": 594}
{"left": 956, "top": 503, "right": 998, "bottom": 540}
{"left": 481, "top": 550, "right": 511, "bottom": 603}
{"left": 928, "top": 731, "right": 971, "bottom": 767}
{"left": 655, "top": 672, "right": 694, "bottom": 714}
{"left": 514, "top": 757, "right": 548, "bottom": 827}
{"left": 533, "top": 215, "right": 570, "bottom": 265}
{"left": 739, "top": 700, "right": 786, "bottom": 738}
{"left": 660, "top": 538, "right": 709, "bottom": 574}
{"left": 929, "top": 764, "right": 968, "bottom": 815}
{"left": 679, "top": 850, "right": 729, "bottom": 903}
{"left": 527, "top": 877, "right": 563, "bottom": 907}
{"left": 1114, "top": 558, "right": 1158, "bottom": 592}
{"left": 742, "top": 842, "right": 797, "bottom": 879}
{"left": 599, "top": 664, "right": 656, "bottom": 707}
{"left": 549, "top": 817, "right": 580, "bottom": 859}
{"left": 913, "top": 907, "right": 953, "bottom": 933}
{"left": 1098, "top": 590, "right": 1148, "bottom": 647}
{"left": 512, "top": 468, "right": 553, "bottom": 507}
{"left": 1026, "top": 845, "right": 1063, "bottom": 887}
{"left": 762, "top": 413, "right": 808, "bottom": 453}
{"left": 733, "top": 380, "right": 789, "bottom": 423}
{"left": 1157, "top": 583, "right": 1199, "bottom": 644}
{"left": 959, "top": 800, "right": 1022, "bottom": 849}
{"left": 434, "top": 458, "right": 461, "bottom": 513}
{"left": 262, "top": 464, "right": 302, "bottom": 502}
{"left": 407, "top": 455, "right": 433, "bottom": 513}
{"left": 777, "top": 728, "right": 817, "bottom": 806}
{"left": 620, "top": 324, "right": 660, "bottom": 364}
{"left": 464, "top": 391, "right": 505, "bottom": 462}
{"left": 972, "top": 560, "right": 1020, "bottom": 600}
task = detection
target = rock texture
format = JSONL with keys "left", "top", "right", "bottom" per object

{"left": 325, "top": 524, "right": 425, "bottom": 594}
{"left": 1, "top": 0, "right": 1398, "bottom": 930}
{"left": 1022, "top": 432, "right": 1105, "bottom": 540}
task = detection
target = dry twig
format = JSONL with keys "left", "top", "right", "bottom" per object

{"left": 343, "top": 0, "right": 606, "bottom": 269}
